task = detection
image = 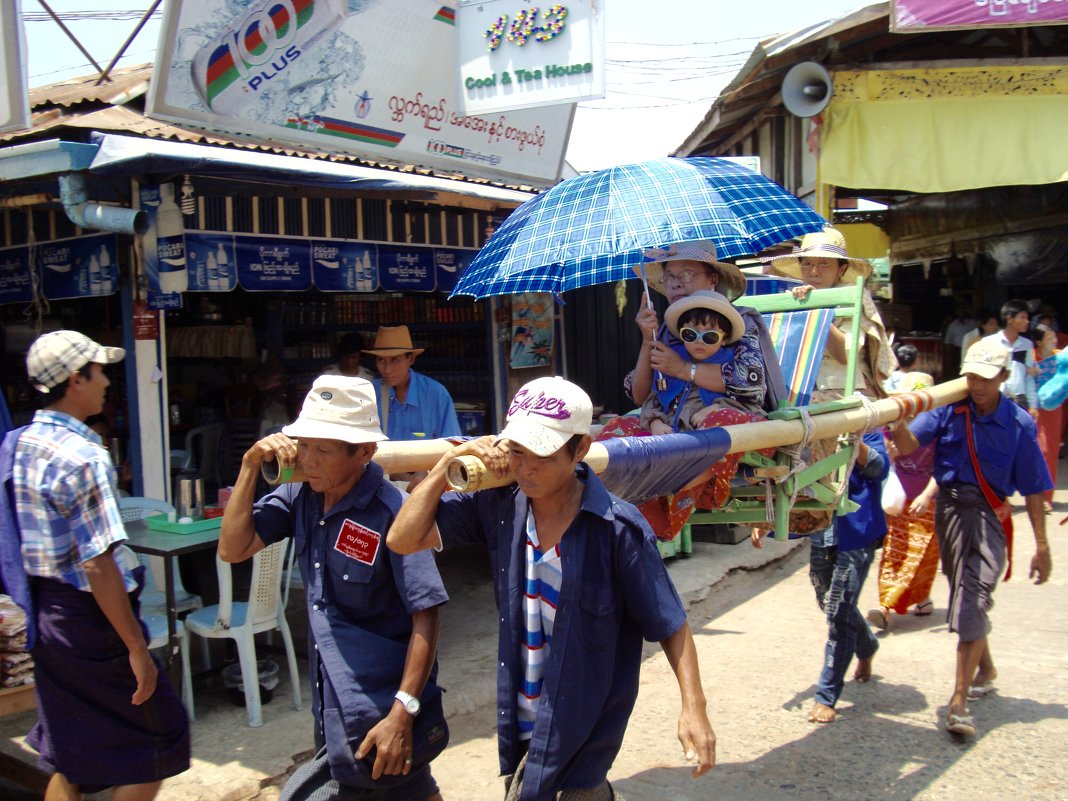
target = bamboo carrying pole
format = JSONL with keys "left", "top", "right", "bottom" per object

{"left": 261, "top": 437, "right": 466, "bottom": 485}
{"left": 443, "top": 378, "right": 969, "bottom": 493}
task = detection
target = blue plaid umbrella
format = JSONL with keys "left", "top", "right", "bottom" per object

{"left": 450, "top": 156, "right": 826, "bottom": 299}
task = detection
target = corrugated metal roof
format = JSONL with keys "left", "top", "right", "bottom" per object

{"left": 28, "top": 63, "right": 153, "bottom": 110}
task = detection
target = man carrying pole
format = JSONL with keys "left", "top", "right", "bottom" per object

{"left": 889, "top": 340, "right": 1053, "bottom": 738}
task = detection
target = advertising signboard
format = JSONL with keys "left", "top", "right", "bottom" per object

{"left": 0, "top": 0, "right": 29, "bottom": 135}
{"left": 146, "top": 0, "right": 573, "bottom": 187}
{"left": 456, "top": 0, "right": 604, "bottom": 115}
{"left": 892, "top": 0, "right": 1068, "bottom": 31}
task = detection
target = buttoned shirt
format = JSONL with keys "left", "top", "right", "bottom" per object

{"left": 983, "top": 330, "right": 1036, "bottom": 407}
{"left": 11, "top": 410, "right": 136, "bottom": 592}
{"left": 909, "top": 396, "right": 1052, "bottom": 500}
{"left": 434, "top": 465, "right": 686, "bottom": 801}
{"left": 254, "top": 462, "right": 449, "bottom": 746}
{"left": 375, "top": 370, "right": 460, "bottom": 441}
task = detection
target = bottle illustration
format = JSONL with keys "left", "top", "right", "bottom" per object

{"left": 215, "top": 242, "right": 230, "bottom": 288}
{"left": 98, "top": 245, "right": 112, "bottom": 294}
{"left": 359, "top": 250, "right": 373, "bottom": 291}
{"left": 206, "top": 252, "right": 220, "bottom": 290}
{"left": 192, "top": 0, "right": 351, "bottom": 116}
{"left": 156, "top": 183, "right": 188, "bottom": 294}
{"left": 88, "top": 254, "right": 101, "bottom": 294}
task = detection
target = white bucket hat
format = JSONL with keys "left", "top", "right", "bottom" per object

{"left": 282, "top": 376, "right": 387, "bottom": 444}
{"left": 664, "top": 290, "right": 746, "bottom": 344}
{"left": 770, "top": 227, "right": 872, "bottom": 283}
{"left": 26, "top": 330, "right": 125, "bottom": 393}
{"left": 632, "top": 240, "right": 748, "bottom": 301}
{"left": 495, "top": 376, "right": 593, "bottom": 457}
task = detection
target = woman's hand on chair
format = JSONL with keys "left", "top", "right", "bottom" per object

{"left": 790, "top": 285, "right": 815, "bottom": 301}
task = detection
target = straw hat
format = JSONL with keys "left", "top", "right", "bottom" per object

{"left": 282, "top": 376, "right": 387, "bottom": 444}
{"left": 891, "top": 371, "right": 935, "bottom": 393}
{"left": 362, "top": 325, "right": 425, "bottom": 357}
{"left": 664, "top": 290, "right": 745, "bottom": 344}
{"left": 631, "top": 240, "right": 747, "bottom": 301}
{"left": 769, "top": 227, "right": 872, "bottom": 283}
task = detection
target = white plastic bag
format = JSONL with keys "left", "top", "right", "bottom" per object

{"left": 882, "top": 466, "right": 906, "bottom": 516}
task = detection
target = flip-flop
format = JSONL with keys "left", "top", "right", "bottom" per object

{"left": 866, "top": 607, "right": 890, "bottom": 630}
{"left": 913, "top": 600, "right": 934, "bottom": 617}
{"left": 967, "top": 684, "right": 995, "bottom": 700}
{"left": 946, "top": 712, "right": 977, "bottom": 737}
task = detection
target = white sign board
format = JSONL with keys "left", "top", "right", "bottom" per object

{"left": 146, "top": 0, "right": 573, "bottom": 187}
{"left": 456, "top": 0, "right": 604, "bottom": 115}
{"left": 0, "top": 0, "right": 30, "bottom": 135}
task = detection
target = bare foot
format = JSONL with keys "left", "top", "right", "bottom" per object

{"left": 808, "top": 702, "right": 837, "bottom": 723}
{"left": 854, "top": 656, "right": 874, "bottom": 683}
{"left": 972, "top": 666, "right": 998, "bottom": 686}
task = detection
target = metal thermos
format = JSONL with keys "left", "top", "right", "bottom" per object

{"left": 174, "top": 470, "right": 205, "bottom": 520}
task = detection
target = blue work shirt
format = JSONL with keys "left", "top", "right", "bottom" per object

{"left": 910, "top": 396, "right": 1052, "bottom": 500}
{"left": 834, "top": 430, "right": 889, "bottom": 552}
{"left": 254, "top": 462, "right": 449, "bottom": 749}
{"left": 376, "top": 370, "right": 461, "bottom": 441}
{"left": 434, "top": 464, "right": 687, "bottom": 801}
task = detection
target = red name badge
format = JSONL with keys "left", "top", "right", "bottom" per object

{"left": 334, "top": 519, "right": 381, "bottom": 566}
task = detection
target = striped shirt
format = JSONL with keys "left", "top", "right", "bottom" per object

{"left": 517, "top": 509, "right": 562, "bottom": 741}
{"left": 12, "top": 410, "right": 137, "bottom": 592}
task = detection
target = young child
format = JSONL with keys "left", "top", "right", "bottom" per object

{"left": 640, "top": 290, "right": 759, "bottom": 434}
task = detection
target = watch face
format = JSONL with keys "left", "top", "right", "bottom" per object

{"left": 405, "top": 698, "right": 420, "bottom": 715}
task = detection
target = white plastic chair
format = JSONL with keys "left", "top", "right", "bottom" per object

{"left": 181, "top": 539, "right": 302, "bottom": 727}
{"left": 143, "top": 613, "right": 193, "bottom": 718}
{"left": 117, "top": 497, "right": 202, "bottom": 616}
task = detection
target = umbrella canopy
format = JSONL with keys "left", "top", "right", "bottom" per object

{"left": 451, "top": 157, "right": 826, "bottom": 299}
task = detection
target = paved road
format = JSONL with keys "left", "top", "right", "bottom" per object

{"left": 430, "top": 516, "right": 1068, "bottom": 801}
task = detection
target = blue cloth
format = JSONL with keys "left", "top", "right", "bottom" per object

{"left": 983, "top": 331, "right": 1036, "bottom": 407}
{"left": 254, "top": 462, "right": 449, "bottom": 769}
{"left": 434, "top": 464, "right": 687, "bottom": 801}
{"left": 809, "top": 540, "right": 880, "bottom": 708}
{"left": 11, "top": 411, "right": 136, "bottom": 592}
{"left": 375, "top": 370, "right": 460, "bottom": 441}
{"left": 0, "top": 427, "right": 34, "bottom": 648}
{"left": 909, "top": 397, "right": 1053, "bottom": 500}
{"left": 834, "top": 430, "right": 889, "bottom": 552}
{"left": 654, "top": 342, "right": 733, "bottom": 423}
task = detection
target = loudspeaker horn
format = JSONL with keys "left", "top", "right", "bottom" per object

{"left": 782, "top": 62, "right": 833, "bottom": 118}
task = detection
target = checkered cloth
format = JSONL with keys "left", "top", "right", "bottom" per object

{"left": 26, "top": 331, "right": 124, "bottom": 391}
{"left": 451, "top": 156, "right": 825, "bottom": 299}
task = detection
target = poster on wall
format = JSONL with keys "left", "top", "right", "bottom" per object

{"left": 37, "top": 234, "right": 120, "bottom": 301}
{"left": 509, "top": 292, "right": 552, "bottom": 368}
{"left": 456, "top": 0, "right": 604, "bottom": 115}
{"left": 434, "top": 248, "right": 474, "bottom": 293}
{"left": 311, "top": 240, "right": 378, "bottom": 292}
{"left": 185, "top": 232, "right": 237, "bottom": 291}
{"left": 0, "top": 0, "right": 29, "bottom": 135}
{"left": 140, "top": 183, "right": 186, "bottom": 310}
{"left": 146, "top": 0, "right": 574, "bottom": 187}
{"left": 234, "top": 236, "right": 312, "bottom": 291}
{"left": 891, "top": 0, "right": 1068, "bottom": 31}
{"left": 0, "top": 246, "right": 33, "bottom": 304}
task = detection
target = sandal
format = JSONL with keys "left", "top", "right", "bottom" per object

{"left": 967, "top": 683, "right": 996, "bottom": 701}
{"left": 914, "top": 600, "right": 934, "bottom": 617}
{"left": 866, "top": 607, "right": 890, "bottom": 631}
{"left": 946, "top": 712, "right": 977, "bottom": 737}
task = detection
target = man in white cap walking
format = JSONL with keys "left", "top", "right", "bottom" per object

{"left": 388, "top": 376, "right": 716, "bottom": 800}
{"left": 0, "top": 330, "right": 190, "bottom": 801}
{"left": 890, "top": 340, "right": 1053, "bottom": 739}
{"left": 219, "top": 375, "right": 449, "bottom": 801}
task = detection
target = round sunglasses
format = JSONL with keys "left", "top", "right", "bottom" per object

{"left": 679, "top": 327, "right": 723, "bottom": 346}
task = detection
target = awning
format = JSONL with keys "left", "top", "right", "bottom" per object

{"left": 822, "top": 66, "right": 1068, "bottom": 193}
{"left": 87, "top": 133, "right": 534, "bottom": 206}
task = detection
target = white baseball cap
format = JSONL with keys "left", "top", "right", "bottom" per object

{"left": 960, "top": 340, "right": 1011, "bottom": 379}
{"left": 26, "top": 330, "right": 125, "bottom": 393}
{"left": 282, "top": 375, "right": 387, "bottom": 444}
{"left": 495, "top": 377, "right": 592, "bottom": 457}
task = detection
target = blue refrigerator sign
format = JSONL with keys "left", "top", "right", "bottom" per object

{"left": 235, "top": 236, "right": 311, "bottom": 291}
{"left": 0, "top": 246, "right": 33, "bottom": 304}
{"left": 378, "top": 245, "right": 436, "bottom": 292}
{"left": 38, "top": 234, "right": 119, "bottom": 300}
{"left": 311, "top": 240, "right": 378, "bottom": 292}
{"left": 186, "top": 232, "right": 236, "bottom": 291}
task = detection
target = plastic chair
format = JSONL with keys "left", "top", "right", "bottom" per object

{"left": 118, "top": 498, "right": 203, "bottom": 616}
{"left": 143, "top": 613, "right": 193, "bottom": 717}
{"left": 181, "top": 539, "right": 302, "bottom": 727}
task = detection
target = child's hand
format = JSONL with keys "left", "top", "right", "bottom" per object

{"left": 650, "top": 420, "right": 673, "bottom": 435}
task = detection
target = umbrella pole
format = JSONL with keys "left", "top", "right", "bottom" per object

{"left": 640, "top": 264, "right": 668, "bottom": 392}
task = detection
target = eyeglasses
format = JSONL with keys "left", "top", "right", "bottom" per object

{"left": 664, "top": 269, "right": 704, "bottom": 286}
{"left": 679, "top": 327, "right": 722, "bottom": 346}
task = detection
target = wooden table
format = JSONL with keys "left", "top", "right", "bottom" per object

{"left": 124, "top": 519, "right": 222, "bottom": 686}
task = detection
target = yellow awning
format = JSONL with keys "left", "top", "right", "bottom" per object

{"left": 821, "top": 66, "right": 1068, "bottom": 193}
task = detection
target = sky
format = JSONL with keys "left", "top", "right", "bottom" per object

{"left": 20, "top": 0, "right": 868, "bottom": 172}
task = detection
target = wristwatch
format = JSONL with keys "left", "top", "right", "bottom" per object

{"left": 395, "top": 690, "right": 421, "bottom": 716}
{"left": 689, "top": 362, "right": 697, "bottom": 383}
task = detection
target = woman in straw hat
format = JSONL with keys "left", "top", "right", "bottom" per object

{"left": 770, "top": 226, "right": 895, "bottom": 401}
